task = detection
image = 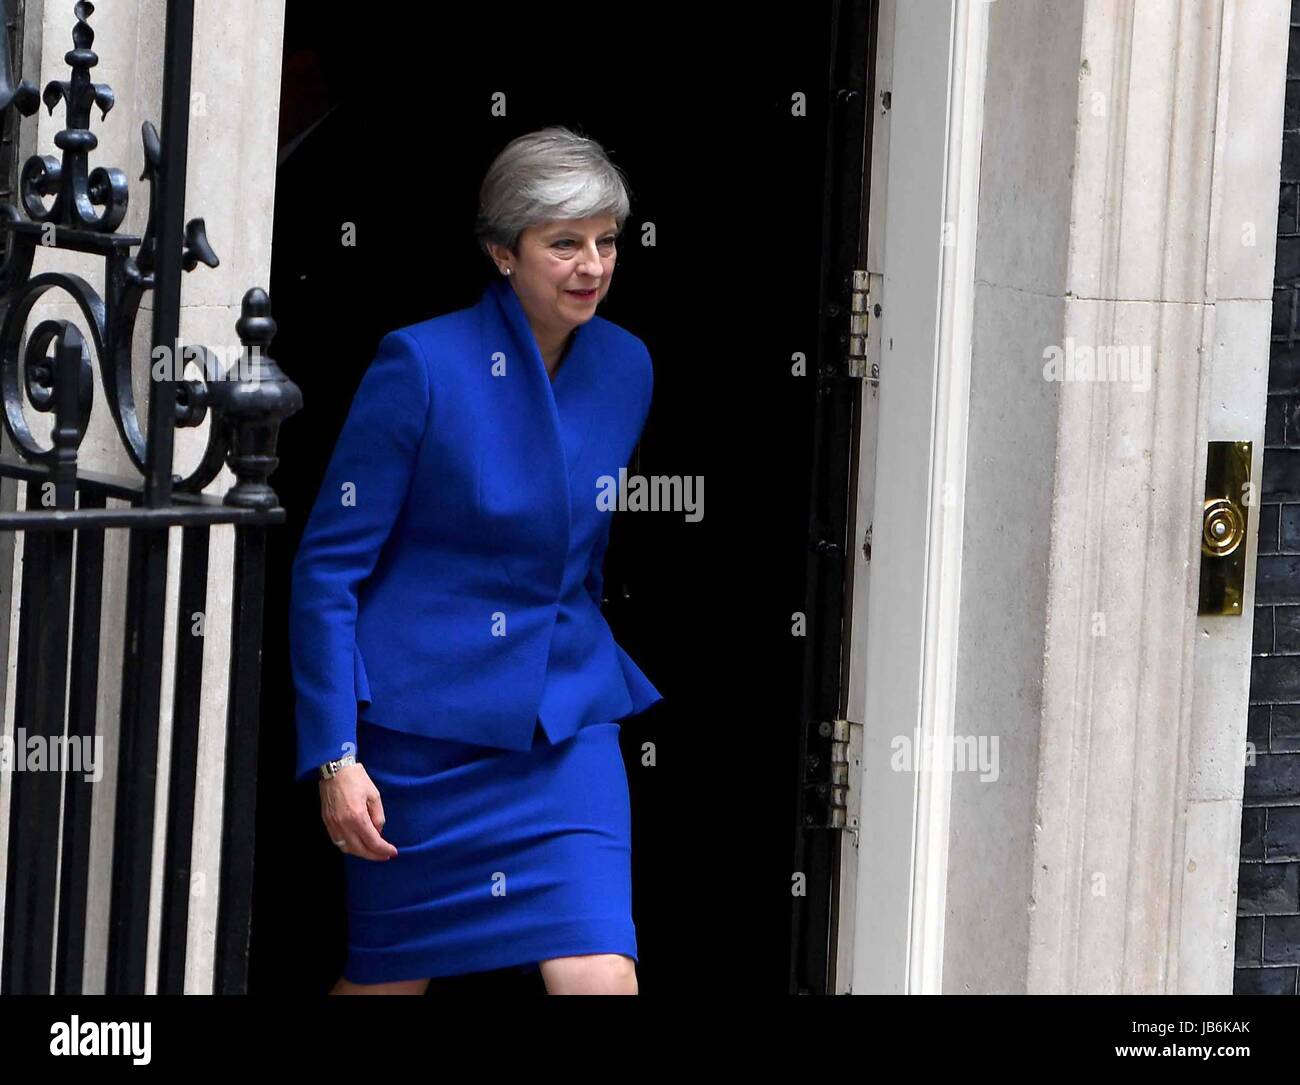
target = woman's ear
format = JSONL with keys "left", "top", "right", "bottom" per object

{"left": 485, "top": 241, "right": 509, "bottom": 275}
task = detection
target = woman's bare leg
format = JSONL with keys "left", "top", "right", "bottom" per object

{"left": 538, "top": 953, "right": 637, "bottom": 995}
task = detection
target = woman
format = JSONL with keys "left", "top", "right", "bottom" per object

{"left": 288, "top": 126, "right": 663, "bottom": 995}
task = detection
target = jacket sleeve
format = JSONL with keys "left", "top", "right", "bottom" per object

{"left": 288, "top": 330, "right": 431, "bottom": 783}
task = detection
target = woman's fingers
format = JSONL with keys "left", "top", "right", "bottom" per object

{"left": 321, "top": 767, "right": 397, "bottom": 861}
{"left": 367, "top": 789, "right": 386, "bottom": 834}
{"left": 350, "top": 810, "right": 398, "bottom": 860}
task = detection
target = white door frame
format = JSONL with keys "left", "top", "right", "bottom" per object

{"left": 840, "top": 0, "right": 989, "bottom": 995}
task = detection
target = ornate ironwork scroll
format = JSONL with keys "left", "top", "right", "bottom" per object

{"left": 0, "top": 1, "right": 300, "bottom": 495}
{"left": 0, "top": 0, "right": 301, "bottom": 996}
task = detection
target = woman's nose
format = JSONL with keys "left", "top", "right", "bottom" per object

{"left": 577, "top": 241, "right": 603, "bottom": 274}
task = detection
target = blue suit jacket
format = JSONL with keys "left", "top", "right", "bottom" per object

{"left": 288, "top": 277, "right": 663, "bottom": 783}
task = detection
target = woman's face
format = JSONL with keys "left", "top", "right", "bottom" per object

{"left": 496, "top": 214, "right": 618, "bottom": 338}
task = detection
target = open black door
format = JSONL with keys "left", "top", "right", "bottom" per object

{"left": 258, "top": 1, "right": 870, "bottom": 994}
{"left": 788, "top": 0, "right": 879, "bottom": 995}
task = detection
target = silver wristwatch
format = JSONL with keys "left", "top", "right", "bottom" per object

{"left": 319, "top": 754, "right": 357, "bottom": 780}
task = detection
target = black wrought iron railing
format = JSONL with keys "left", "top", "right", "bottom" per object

{"left": 0, "top": 0, "right": 300, "bottom": 994}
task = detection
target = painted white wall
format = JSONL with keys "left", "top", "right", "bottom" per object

{"left": 1028, "top": 0, "right": 1288, "bottom": 995}
{"left": 942, "top": 0, "right": 1083, "bottom": 995}
{"left": 850, "top": 0, "right": 1289, "bottom": 995}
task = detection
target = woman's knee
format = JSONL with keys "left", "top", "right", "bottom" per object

{"left": 539, "top": 953, "right": 637, "bottom": 994}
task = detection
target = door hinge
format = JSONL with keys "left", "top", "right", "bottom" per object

{"left": 802, "top": 716, "right": 864, "bottom": 831}
{"left": 845, "top": 269, "right": 878, "bottom": 384}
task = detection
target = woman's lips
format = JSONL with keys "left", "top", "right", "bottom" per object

{"left": 566, "top": 288, "right": 597, "bottom": 299}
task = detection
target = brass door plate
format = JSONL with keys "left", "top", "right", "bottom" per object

{"left": 1197, "top": 440, "right": 1252, "bottom": 616}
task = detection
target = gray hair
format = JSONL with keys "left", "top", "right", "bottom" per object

{"left": 474, "top": 126, "right": 632, "bottom": 259}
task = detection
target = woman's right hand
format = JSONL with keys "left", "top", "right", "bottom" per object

{"left": 320, "top": 763, "right": 398, "bottom": 860}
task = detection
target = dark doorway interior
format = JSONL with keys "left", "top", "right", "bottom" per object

{"left": 254, "top": 4, "right": 837, "bottom": 993}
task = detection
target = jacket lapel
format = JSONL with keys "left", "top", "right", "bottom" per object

{"left": 477, "top": 277, "right": 587, "bottom": 599}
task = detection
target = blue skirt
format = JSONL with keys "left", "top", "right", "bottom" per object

{"left": 342, "top": 716, "right": 637, "bottom": 984}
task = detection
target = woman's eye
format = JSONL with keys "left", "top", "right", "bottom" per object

{"left": 553, "top": 238, "right": 617, "bottom": 250}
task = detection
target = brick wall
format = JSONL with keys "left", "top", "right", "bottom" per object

{"left": 1236, "top": 0, "right": 1300, "bottom": 997}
